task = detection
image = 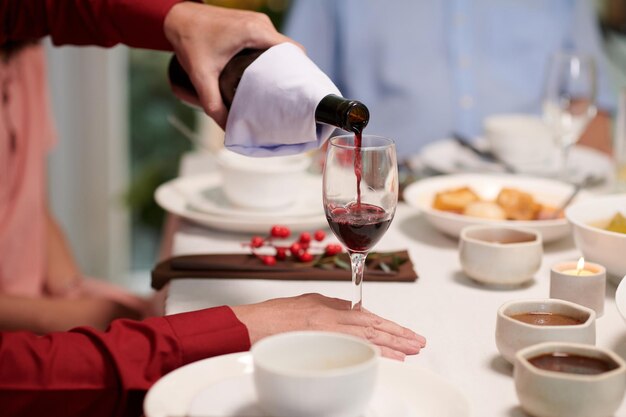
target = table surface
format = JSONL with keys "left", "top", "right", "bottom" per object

{"left": 164, "top": 152, "right": 626, "bottom": 417}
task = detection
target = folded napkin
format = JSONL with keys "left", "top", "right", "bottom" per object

{"left": 224, "top": 43, "right": 342, "bottom": 157}
{"left": 151, "top": 251, "right": 418, "bottom": 290}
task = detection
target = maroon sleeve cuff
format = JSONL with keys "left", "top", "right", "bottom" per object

{"left": 164, "top": 306, "right": 251, "bottom": 365}
{"left": 110, "top": 0, "right": 182, "bottom": 50}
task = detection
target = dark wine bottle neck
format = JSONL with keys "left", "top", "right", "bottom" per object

{"left": 314, "top": 94, "right": 369, "bottom": 134}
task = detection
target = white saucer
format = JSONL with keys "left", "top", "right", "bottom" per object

{"left": 144, "top": 352, "right": 470, "bottom": 417}
{"left": 155, "top": 173, "right": 328, "bottom": 233}
{"left": 417, "top": 138, "right": 613, "bottom": 185}
{"left": 177, "top": 173, "right": 322, "bottom": 218}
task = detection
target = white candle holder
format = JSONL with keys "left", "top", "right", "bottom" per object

{"left": 550, "top": 261, "right": 606, "bottom": 317}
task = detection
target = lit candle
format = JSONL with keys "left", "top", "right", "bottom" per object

{"left": 550, "top": 257, "right": 606, "bottom": 317}
{"left": 561, "top": 257, "right": 595, "bottom": 276}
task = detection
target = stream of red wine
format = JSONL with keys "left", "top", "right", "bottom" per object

{"left": 354, "top": 130, "right": 362, "bottom": 207}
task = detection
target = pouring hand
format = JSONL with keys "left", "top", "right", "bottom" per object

{"left": 163, "top": 2, "right": 301, "bottom": 128}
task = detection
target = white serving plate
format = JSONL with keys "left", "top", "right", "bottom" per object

{"left": 403, "top": 173, "right": 586, "bottom": 243}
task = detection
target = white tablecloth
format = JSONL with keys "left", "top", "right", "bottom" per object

{"left": 164, "top": 152, "right": 626, "bottom": 417}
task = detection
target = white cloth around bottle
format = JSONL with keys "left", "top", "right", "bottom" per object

{"left": 224, "top": 43, "right": 341, "bottom": 157}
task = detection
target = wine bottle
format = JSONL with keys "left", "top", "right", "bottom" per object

{"left": 168, "top": 50, "right": 369, "bottom": 133}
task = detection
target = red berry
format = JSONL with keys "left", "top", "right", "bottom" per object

{"left": 261, "top": 255, "right": 276, "bottom": 266}
{"left": 314, "top": 230, "right": 326, "bottom": 241}
{"left": 325, "top": 244, "right": 342, "bottom": 256}
{"left": 299, "top": 232, "right": 311, "bottom": 244}
{"left": 289, "top": 242, "right": 302, "bottom": 255}
{"left": 275, "top": 247, "right": 287, "bottom": 260}
{"left": 298, "top": 251, "right": 314, "bottom": 262}
{"left": 250, "top": 236, "right": 264, "bottom": 248}
{"left": 270, "top": 225, "right": 291, "bottom": 239}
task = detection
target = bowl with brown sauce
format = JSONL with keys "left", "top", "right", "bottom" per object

{"left": 496, "top": 299, "right": 596, "bottom": 364}
{"left": 514, "top": 342, "right": 626, "bottom": 417}
{"left": 565, "top": 193, "right": 626, "bottom": 284}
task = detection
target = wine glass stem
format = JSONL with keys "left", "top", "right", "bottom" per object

{"left": 559, "top": 141, "right": 573, "bottom": 181}
{"left": 349, "top": 251, "right": 367, "bottom": 311}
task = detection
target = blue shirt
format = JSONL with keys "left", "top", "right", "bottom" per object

{"left": 284, "top": 0, "right": 615, "bottom": 157}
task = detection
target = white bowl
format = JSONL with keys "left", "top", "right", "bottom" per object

{"left": 217, "top": 149, "right": 311, "bottom": 210}
{"left": 565, "top": 193, "right": 626, "bottom": 284}
{"left": 251, "top": 331, "right": 379, "bottom": 417}
{"left": 484, "top": 114, "right": 555, "bottom": 170}
{"left": 459, "top": 225, "right": 542, "bottom": 286}
{"left": 495, "top": 299, "right": 596, "bottom": 364}
{"left": 403, "top": 174, "right": 583, "bottom": 243}
{"left": 514, "top": 342, "right": 626, "bottom": 417}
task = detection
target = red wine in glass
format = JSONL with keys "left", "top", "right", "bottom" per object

{"left": 326, "top": 202, "right": 392, "bottom": 253}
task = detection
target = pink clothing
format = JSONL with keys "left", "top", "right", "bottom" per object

{"left": 0, "top": 44, "right": 56, "bottom": 296}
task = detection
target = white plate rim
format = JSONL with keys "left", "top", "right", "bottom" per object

{"left": 418, "top": 138, "right": 613, "bottom": 180}
{"left": 144, "top": 352, "right": 470, "bottom": 417}
{"left": 402, "top": 173, "right": 582, "bottom": 242}
{"left": 155, "top": 173, "right": 327, "bottom": 233}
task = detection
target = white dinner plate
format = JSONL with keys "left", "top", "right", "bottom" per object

{"left": 144, "top": 352, "right": 470, "bottom": 417}
{"left": 403, "top": 173, "right": 588, "bottom": 243}
{"left": 617, "top": 277, "right": 626, "bottom": 324}
{"left": 417, "top": 138, "right": 613, "bottom": 185}
{"left": 155, "top": 173, "right": 328, "bottom": 233}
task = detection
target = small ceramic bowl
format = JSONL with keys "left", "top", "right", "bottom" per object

{"left": 495, "top": 299, "right": 596, "bottom": 364}
{"left": 514, "top": 342, "right": 626, "bottom": 417}
{"left": 217, "top": 148, "right": 311, "bottom": 210}
{"left": 459, "top": 225, "right": 543, "bottom": 286}
{"left": 251, "top": 331, "right": 379, "bottom": 417}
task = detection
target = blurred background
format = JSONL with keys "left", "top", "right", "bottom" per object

{"left": 44, "top": 0, "right": 626, "bottom": 294}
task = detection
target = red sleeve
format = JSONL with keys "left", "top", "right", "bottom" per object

{"left": 0, "top": 0, "right": 182, "bottom": 50}
{"left": 0, "top": 306, "right": 250, "bottom": 417}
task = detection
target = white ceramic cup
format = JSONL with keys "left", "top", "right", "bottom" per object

{"left": 514, "top": 342, "right": 626, "bottom": 417}
{"left": 216, "top": 148, "right": 311, "bottom": 210}
{"left": 495, "top": 299, "right": 596, "bottom": 364}
{"left": 459, "top": 225, "right": 543, "bottom": 286}
{"left": 484, "top": 114, "right": 555, "bottom": 171}
{"left": 251, "top": 331, "right": 379, "bottom": 417}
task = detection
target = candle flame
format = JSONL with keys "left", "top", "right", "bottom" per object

{"left": 576, "top": 257, "right": 585, "bottom": 273}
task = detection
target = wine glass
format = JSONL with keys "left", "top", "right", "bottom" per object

{"left": 542, "top": 51, "right": 597, "bottom": 180}
{"left": 323, "top": 134, "right": 398, "bottom": 310}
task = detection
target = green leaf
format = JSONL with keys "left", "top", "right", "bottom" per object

{"left": 333, "top": 257, "right": 351, "bottom": 271}
{"left": 379, "top": 262, "right": 392, "bottom": 273}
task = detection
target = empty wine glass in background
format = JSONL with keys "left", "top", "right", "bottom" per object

{"left": 323, "top": 135, "right": 398, "bottom": 311}
{"left": 542, "top": 52, "right": 597, "bottom": 180}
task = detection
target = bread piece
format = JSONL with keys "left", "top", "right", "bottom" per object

{"left": 433, "top": 187, "right": 480, "bottom": 213}
{"left": 496, "top": 188, "right": 541, "bottom": 220}
{"left": 463, "top": 201, "right": 507, "bottom": 220}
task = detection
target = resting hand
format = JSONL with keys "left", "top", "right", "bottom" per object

{"left": 163, "top": 2, "right": 299, "bottom": 128}
{"left": 231, "top": 293, "right": 426, "bottom": 361}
